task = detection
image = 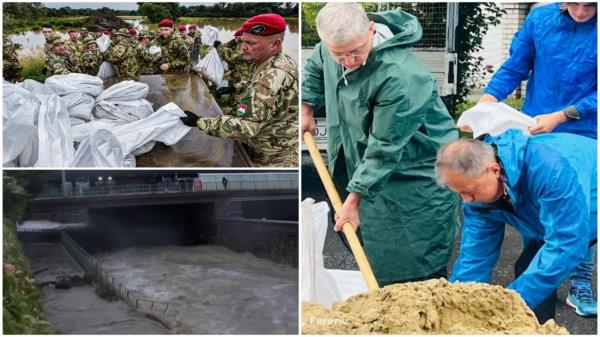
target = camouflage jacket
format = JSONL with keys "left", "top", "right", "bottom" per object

{"left": 65, "top": 39, "right": 83, "bottom": 60}
{"left": 3, "top": 43, "right": 22, "bottom": 83}
{"left": 80, "top": 49, "right": 102, "bottom": 76}
{"left": 103, "top": 40, "right": 139, "bottom": 79}
{"left": 183, "top": 35, "right": 194, "bottom": 53}
{"left": 136, "top": 44, "right": 160, "bottom": 75}
{"left": 217, "top": 42, "right": 252, "bottom": 101}
{"left": 158, "top": 32, "right": 190, "bottom": 74}
{"left": 45, "top": 52, "right": 78, "bottom": 75}
{"left": 197, "top": 51, "right": 299, "bottom": 167}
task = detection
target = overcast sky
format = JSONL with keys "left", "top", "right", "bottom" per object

{"left": 43, "top": 2, "right": 215, "bottom": 10}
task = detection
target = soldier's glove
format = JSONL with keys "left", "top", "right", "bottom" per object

{"left": 213, "top": 40, "right": 222, "bottom": 48}
{"left": 180, "top": 110, "right": 199, "bottom": 127}
{"left": 216, "top": 86, "right": 233, "bottom": 95}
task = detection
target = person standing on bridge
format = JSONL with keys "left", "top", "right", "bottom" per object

{"left": 300, "top": 3, "right": 459, "bottom": 286}
{"left": 179, "top": 14, "right": 298, "bottom": 167}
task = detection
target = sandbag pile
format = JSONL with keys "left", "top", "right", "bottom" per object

{"left": 3, "top": 73, "right": 192, "bottom": 167}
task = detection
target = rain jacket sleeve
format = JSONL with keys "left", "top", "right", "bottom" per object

{"left": 484, "top": 12, "right": 535, "bottom": 101}
{"left": 449, "top": 205, "right": 505, "bottom": 283}
{"left": 573, "top": 90, "right": 597, "bottom": 120}
{"left": 301, "top": 44, "right": 326, "bottom": 112}
{"left": 507, "top": 151, "right": 590, "bottom": 308}
{"left": 346, "top": 71, "right": 432, "bottom": 199}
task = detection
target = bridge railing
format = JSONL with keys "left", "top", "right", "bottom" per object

{"left": 36, "top": 178, "right": 298, "bottom": 199}
{"left": 59, "top": 232, "right": 171, "bottom": 315}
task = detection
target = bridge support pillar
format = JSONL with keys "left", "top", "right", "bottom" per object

{"left": 214, "top": 199, "right": 243, "bottom": 218}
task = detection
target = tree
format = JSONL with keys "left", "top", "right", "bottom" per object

{"left": 138, "top": 3, "right": 173, "bottom": 23}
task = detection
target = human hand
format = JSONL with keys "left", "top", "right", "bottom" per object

{"left": 334, "top": 192, "right": 361, "bottom": 232}
{"left": 301, "top": 103, "right": 316, "bottom": 140}
{"left": 478, "top": 93, "right": 498, "bottom": 104}
{"left": 159, "top": 63, "right": 169, "bottom": 71}
{"left": 528, "top": 111, "right": 567, "bottom": 134}
{"left": 180, "top": 110, "right": 199, "bottom": 127}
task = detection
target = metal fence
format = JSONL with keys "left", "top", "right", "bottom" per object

{"left": 59, "top": 232, "right": 170, "bottom": 315}
{"left": 37, "top": 176, "right": 298, "bottom": 199}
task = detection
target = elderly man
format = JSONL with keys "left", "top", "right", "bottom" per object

{"left": 436, "top": 129, "right": 597, "bottom": 322}
{"left": 180, "top": 13, "right": 298, "bottom": 167}
{"left": 301, "top": 3, "right": 459, "bottom": 285}
{"left": 156, "top": 19, "right": 189, "bottom": 73}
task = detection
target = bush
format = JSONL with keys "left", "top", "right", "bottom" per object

{"left": 19, "top": 52, "right": 49, "bottom": 83}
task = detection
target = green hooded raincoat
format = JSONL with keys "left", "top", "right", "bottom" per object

{"left": 302, "top": 10, "right": 459, "bottom": 284}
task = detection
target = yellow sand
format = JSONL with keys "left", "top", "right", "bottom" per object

{"left": 302, "top": 278, "right": 568, "bottom": 335}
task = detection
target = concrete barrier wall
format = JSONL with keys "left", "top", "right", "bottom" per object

{"left": 215, "top": 218, "right": 298, "bottom": 268}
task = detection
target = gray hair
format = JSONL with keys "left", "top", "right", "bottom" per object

{"left": 435, "top": 139, "right": 497, "bottom": 186}
{"left": 316, "top": 3, "right": 370, "bottom": 46}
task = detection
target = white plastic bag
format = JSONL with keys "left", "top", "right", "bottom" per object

{"left": 96, "top": 80, "right": 149, "bottom": 102}
{"left": 45, "top": 73, "right": 104, "bottom": 97}
{"left": 94, "top": 99, "right": 154, "bottom": 123}
{"left": 3, "top": 84, "right": 40, "bottom": 166}
{"left": 203, "top": 27, "right": 219, "bottom": 46}
{"left": 73, "top": 129, "right": 132, "bottom": 167}
{"left": 301, "top": 198, "right": 343, "bottom": 308}
{"left": 193, "top": 48, "right": 224, "bottom": 86}
{"left": 35, "top": 94, "right": 74, "bottom": 167}
{"left": 457, "top": 102, "right": 537, "bottom": 138}
{"left": 96, "top": 35, "right": 111, "bottom": 52}
{"left": 61, "top": 92, "right": 95, "bottom": 121}
{"left": 97, "top": 61, "right": 116, "bottom": 79}
{"left": 148, "top": 45, "right": 161, "bottom": 55}
{"left": 18, "top": 79, "right": 56, "bottom": 95}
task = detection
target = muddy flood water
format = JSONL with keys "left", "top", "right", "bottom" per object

{"left": 22, "top": 240, "right": 298, "bottom": 334}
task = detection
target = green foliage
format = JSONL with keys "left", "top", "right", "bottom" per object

{"left": 138, "top": 3, "right": 173, "bottom": 23}
{"left": 19, "top": 52, "right": 49, "bottom": 82}
{"left": 456, "top": 3, "right": 505, "bottom": 105}
{"left": 2, "top": 176, "right": 53, "bottom": 334}
{"left": 183, "top": 2, "right": 298, "bottom": 18}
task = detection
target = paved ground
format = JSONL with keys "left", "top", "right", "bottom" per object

{"left": 302, "top": 160, "right": 597, "bottom": 334}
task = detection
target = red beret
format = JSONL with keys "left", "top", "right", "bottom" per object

{"left": 128, "top": 28, "right": 137, "bottom": 35}
{"left": 189, "top": 24, "right": 197, "bottom": 30}
{"left": 234, "top": 29, "right": 242, "bottom": 37}
{"left": 178, "top": 25, "right": 187, "bottom": 32}
{"left": 239, "top": 14, "right": 286, "bottom": 36}
{"left": 68, "top": 29, "right": 77, "bottom": 33}
{"left": 158, "top": 19, "right": 174, "bottom": 28}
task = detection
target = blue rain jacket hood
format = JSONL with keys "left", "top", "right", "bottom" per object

{"left": 450, "top": 129, "right": 597, "bottom": 308}
{"left": 484, "top": 3, "right": 597, "bottom": 139}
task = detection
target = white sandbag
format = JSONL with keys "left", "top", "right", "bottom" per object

{"left": 193, "top": 48, "right": 224, "bottom": 86}
{"left": 96, "top": 35, "right": 111, "bottom": 52}
{"left": 96, "top": 80, "right": 149, "bottom": 102}
{"left": 73, "top": 129, "right": 131, "bottom": 167}
{"left": 3, "top": 83, "right": 40, "bottom": 125}
{"left": 457, "top": 102, "right": 537, "bottom": 138}
{"left": 300, "top": 198, "right": 343, "bottom": 308}
{"left": 130, "top": 141, "right": 156, "bottom": 156}
{"left": 97, "top": 61, "right": 116, "bottom": 79}
{"left": 3, "top": 124, "right": 38, "bottom": 167}
{"left": 93, "top": 99, "right": 154, "bottom": 123}
{"left": 327, "top": 269, "right": 368, "bottom": 301}
{"left": 35, "top": 94, "right": 75, "bottom": 167}
{"left": 18, "top": 79, "right": 56, "bottom": 95}
{"left": 71, "top": 120, "right": 118, "bottom": 142}
{"left": 148, "top": 45, "right": 161, "bottom": 55}
{"left": 69, "top": 117, "right": 88, "bottom": 126}
{"left": 61, "top": 92, "right": 95, "bottom": 121}
{"left": 45, "top": 73, "right": 104, "bottom": 97}
{"left": 204, "top": 27, "right": 219, "bottom": 46}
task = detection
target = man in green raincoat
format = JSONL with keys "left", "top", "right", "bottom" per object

{"left": 302, "top": 3, "right": 459, "bottom": 286}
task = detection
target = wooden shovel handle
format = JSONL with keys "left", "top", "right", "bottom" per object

{"left": 304, "top": 132, "right": 379, "bottom": 290}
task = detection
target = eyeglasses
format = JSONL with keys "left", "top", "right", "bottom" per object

{"left": 329, "top": 34, "right": 372, "bottom": 62}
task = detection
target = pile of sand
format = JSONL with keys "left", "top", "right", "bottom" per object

{"left": 302, "top": 278, "right": 568, "bottom": 335}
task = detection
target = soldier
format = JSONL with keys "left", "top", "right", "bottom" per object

{"left": 65, "top": 29, "right": 83, "bottom": 61}
{"left": 42, "top": 24, "right": 55, "bottom": 56}
{"left": 178, "top": 25, "right": 194, "bottom": 53}
{"left": 128, "top": 28, "right": 138, "bottom": 47}
{"left": 79, "top": 27, "right": 90, "bottom": 41}
{"left": 217, "top": 30, "right": 252, "bottom": 105}
{"left": 188, "top": 24, "right": 203, "bottom": 63}
{"left": 80, "top": 36, "right": 102, "bottom": 76}
{"left": 103, "top": 28, "right": 139, "bottom": 79}
{"left": 3, "top": 36, "right": 23, "bottom": 83}
{"left": 136, "top": 31, "right": 160, "bottom": 75}
{"left": 156, "top": 19, "right": 190, "bottom": 74}
{"left": 45, "top": 35, "right": 78, "bottom": 75}
{"left": 180, "top": 14, "right": 298, "bottom": 167}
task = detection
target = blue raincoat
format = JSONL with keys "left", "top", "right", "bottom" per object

{"left": 450, "top": 129, "right": 597, "bottom": 308}
{"left": 484, "top": 3, "right": 597, "bottom": 139}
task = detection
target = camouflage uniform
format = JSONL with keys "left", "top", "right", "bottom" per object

{"left": 103, "top": 30, "right": 139, "bottom": 79}
{"left": 158, "top": 32, "right": 190, "bottom": 73}
{"left": 65, "top": 38, "right": 83, "bottom": 61}
{"left": 3, "top": 40, "right": 23, "bottom": 83}
{"left": 196, "top": 51, "right": 299, "bottom": 167}
{"left": 218, "top": 40, "right": 252, "bottom": 104}
{"left": 80, "top": 51, "right": 102, "bottom": 76}
{"left": 46, "top": 51, "right": 77, "bottom": 75}
{"left": 182, "top": 35, "right": 193, "bottom": 52}
{"left": 44, "top": 33, "right": 59, "bottom": 58}
{"left": 135, "top": 43, "right": 160, "bottom": 75}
